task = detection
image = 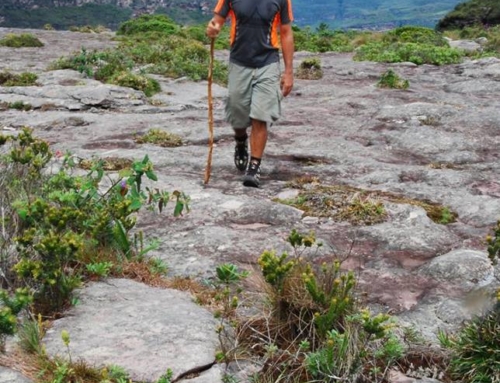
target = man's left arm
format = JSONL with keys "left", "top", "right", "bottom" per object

{"left": 280, "top": 23, "right": 294, "bottom": 97}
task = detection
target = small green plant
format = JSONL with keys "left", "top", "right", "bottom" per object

{"left": 213, "top": 263, "right": 249, "bottom": 364}
{"left": 0, "top": 71, "right": 38, "bottom": 86}
{"left": 109, "top": 71, "right": 161, "bottom": 97}
{"left": 0, "top": 33, "right": 44, "bottom": 48}
{"left": 18, "top": 314, "right": 45, "bottom": 354}
{"left": 8, "top": 101, "right": 32, "bottom": 110}
{"left": 377, "top": 69, "right": 410, "bottom": 89}
{"left": 135, "top": 129, "right": 183, "bottom": 147}
{"left": 148, "top": 257, "right": 168, "bottom": 276}
{"left": 296, "top": 57, "right": 323, "bottom": 80}
{"left": 44, "top": 23, "right": 55, "bottom": 30}
{"left": 86, "top": 262, "right": 114, "bottom": 279}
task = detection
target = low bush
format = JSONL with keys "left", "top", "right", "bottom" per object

{"left": 377, "top": 69, "right": 410, "bottom": 89}
{"left": 117, "top": 14, "right": 180, "bottom": 37}
{"left": 354, "top": 42, "right": 464, "bottom": 65}
{"left": 296, "top": 57, "right": 323, "bottom": 80}
{"left": 0, "top": 33, "right": 44, "bottom": 48}
{"left": 383, "top": 26, "right": 449, "bottom": 46}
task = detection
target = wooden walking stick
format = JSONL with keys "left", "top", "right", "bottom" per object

{"left": 204, "top": 38, "right": 215, "bottom": 184}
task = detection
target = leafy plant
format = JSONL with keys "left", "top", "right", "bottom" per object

{"left": 86, "top": 262, "right": 114, "bottom": 279}
{"left": 0, "top": 33, "right": 44, "bottom": 48}
{"left": 213, "top": 263, "right": 249, "bottom": 364}
{"left": 0, "top": 288, "right": 32, "bottom": 350}
{"left": 1, "top": 128, "right": 188, "bottom": 315}
{"left": 377, "top": 69, "right": 410, "bottom": 90}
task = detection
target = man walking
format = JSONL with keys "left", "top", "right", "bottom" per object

{"left": 206, "top": 0, "right": 295, "bottom": 188}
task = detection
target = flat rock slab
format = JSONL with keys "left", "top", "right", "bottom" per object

{"left": 0, "top": 367, "right": 33, "bottom": 383}
{"left": 42, "top": 279, "right": 219, "bottom": 383}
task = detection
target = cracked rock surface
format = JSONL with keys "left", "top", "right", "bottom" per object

{"left": 1, "top": 27, "right": 500, "bottom": 382}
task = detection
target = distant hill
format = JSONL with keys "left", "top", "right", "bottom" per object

{"left": 437, "top": 0, "right": 500, "bottom": 30}
{"left": 0, "top": 0, "right": 466, "bottom": 30}
{"left": 292, "top": 0, "right": 465, "bottom": 29}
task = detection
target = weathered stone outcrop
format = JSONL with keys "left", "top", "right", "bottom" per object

{"left": 1, "top": 27, "right": 500, "bottom": 382}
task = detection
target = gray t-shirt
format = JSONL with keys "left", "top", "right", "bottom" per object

{"left": 214, "top": 0, "right": 294, "bottom": 68}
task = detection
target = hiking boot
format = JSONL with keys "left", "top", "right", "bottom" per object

{"left": 234, "top": 139, "right": 248, "bottom": 172}
{"left": 243, "top": 160, "right": 261, "bottom": 188}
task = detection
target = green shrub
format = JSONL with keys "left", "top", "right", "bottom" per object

{"left": 0, "top": 33, "right": 44, "bottom": 48}
{"left": 377, "top": 69, "right": 410, "bottom": 89}
{"left": 296, "top": 57, "right": 323, "bottom": 80}
{"left": 109, "top": 71, "right": 161, "bottom": 97}
{"left": 117, "top": 14, "right": 180, "bottom": 37}
{"left": 354, "top": 42, "right": 464, "bottom": 65}
{"left": 233, "top": 230, "right": 403, "bottom": 382}
{"left": 384, "top": 26, "right": 448, "bottom": 46}
{"left": 0, "top": 71, "right": 38, "bottom": 86}
{"left": 8, "top": 101, "right": 32, "bottom": 111}
{"left": 1, "top": 128, "right": 189, "bottom": 314}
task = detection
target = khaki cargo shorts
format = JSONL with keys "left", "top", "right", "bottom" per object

{"left": 225, "top": 61, "right": 283, "bottom": 128}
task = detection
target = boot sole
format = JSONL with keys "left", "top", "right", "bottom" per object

{"left": 243, "top": 176, "right": 260, "bottom": 188}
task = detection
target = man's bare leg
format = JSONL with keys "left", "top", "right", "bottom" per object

{"left": 249, "top": 119, "right": 267, "bottom": 160}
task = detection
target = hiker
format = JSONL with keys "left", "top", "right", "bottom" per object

{"left": 206, "top": 0, "right": 295, "bottom": 188}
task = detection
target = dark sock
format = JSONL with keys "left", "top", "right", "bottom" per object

{"left": 250, "top": 157, "right": 261, "bottom": 166}
{"left": 235, "top": 134, "right": 248, "bottom": 145}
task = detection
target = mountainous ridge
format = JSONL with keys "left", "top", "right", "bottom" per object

{"left": 0, "top": 0, "right": 466, "bottom": 29}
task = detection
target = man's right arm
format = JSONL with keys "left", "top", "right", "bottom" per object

{"left": 206, "top": 14, "right": 226, "bottom": 38}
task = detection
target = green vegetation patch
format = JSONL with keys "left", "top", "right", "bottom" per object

{"left": 117, "top": 14, "right": 181, "bottom": 37}
{"left": 68, "top": 25, "right": 109, "bottom": 33}
{"left": 377, "top": 69, "right": 410, "bottom": 90}
{"left": 278, "top": 179, "right": 457, "bottom": 225}
{"left": 354, "top": 26, "right": 464, "bottom": 66}
{"left": 440, "top": 302, "right": 500, "bottom": 383}
{"left": 135, "top": 129, "right": 183, "bottom": 147}
{"left": 0, "top": 71, "right": 38, "bottom": 86}
{"left": 8, "top": 101, "right": 32, "bottom": 111}
{"left": 296, "top": 57, "right": 323, "bottom": 80}
{"left": 50, "top": 16, "right": 228, "bottom": 92}
{"left": 0, "top": 33, "right": 44, "bottom": 48}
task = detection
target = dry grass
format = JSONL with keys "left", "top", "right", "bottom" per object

{"left": 279, "top": 178, "right": 457, "bottom": 225}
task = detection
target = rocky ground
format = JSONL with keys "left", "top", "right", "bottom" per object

{"left": 1, "top": 27, "right": 500, "bottom": 383}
